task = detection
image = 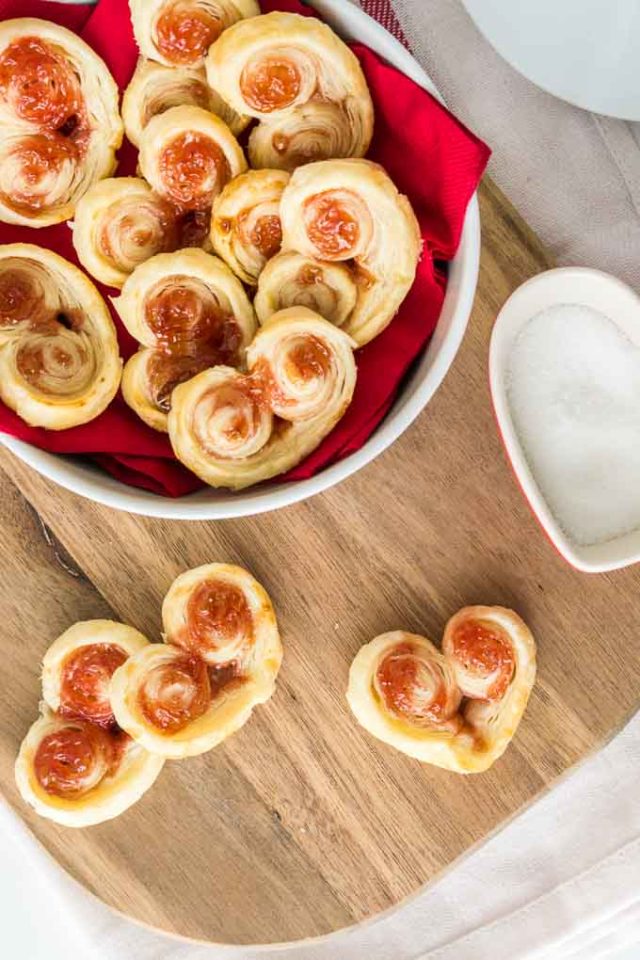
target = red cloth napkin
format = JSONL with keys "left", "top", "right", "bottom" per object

{"left": 0, "top": 0, "right": 490, "bottom": 497}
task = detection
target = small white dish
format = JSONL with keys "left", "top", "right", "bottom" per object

{"left": 462, "top": 0, "right": 640, "bottom": 121}
{"left": 489, "top": 267, "right": 640, "bottom": 574}
{"left": 0, "top": 0, "right": 481, "bottom": 520}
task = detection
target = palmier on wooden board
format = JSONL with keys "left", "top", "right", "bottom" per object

{"left": 0, "top": 18, "right": 122, "bottom": 226}
{"left": 15, "top": 621, "right": 164, "bottom": 828}
{"left": 347, "top": 608, "right": 536, "bottom": 773}
{"left": 110, "top": 564, "right": 282, "bottom": 758}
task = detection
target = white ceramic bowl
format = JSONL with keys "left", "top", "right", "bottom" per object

{"left": 490, "top": 267, "right": 640, "bottom": 574}
{"left": 0, "top": 0, "right": 481, "bottom": 519}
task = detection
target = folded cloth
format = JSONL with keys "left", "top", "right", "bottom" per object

{"left": 0, "top": 0, "right": 489, "bottom": 496}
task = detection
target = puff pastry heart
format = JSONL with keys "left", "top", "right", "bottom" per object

{"left": 0, "top": 243, "right": 122, "bottom": 429}
{"left": 0, "top": 19, "right": 122, "bottom": 226}
{"left": 130, "top": 0, "right": 260, "bottom": 68}
{"left": 168, "top": 305, "right": 357, "bottom": 489}
{"left": 113, "top": 247, "right": 256, "bottom": 431}
{"left": 15, "top": 620, "right": 164, "bottom": 827}
{"left": 280, "top": 159, "right": 421, "bottom": 346}
{"left": 110, "top": 564, "right": 282, "bottom": 758}
{"left": 206, "top": 12, "right": 374, "bottom": 171}
{"left": 122, "top": 57, "right": 249, "bottom": 148}
{"left": 211, "top": 168, "right": 289, "bottom": 286}
{"left": 347, "top": 607, "right": 536, "bottom": 774}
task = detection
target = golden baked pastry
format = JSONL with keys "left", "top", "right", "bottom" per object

{"left": 138, "top": 105, "right": 247, "bottom": 226}
{"left": 347, "top": 607, "right": 536, "bottom": 773}
{"left": 122, "top": 57, "right": 249, "bottom": 148}
{"left": 72, "top": 178, "right": 182, "bottom": 289}
{"left": 206, "top": 11, "right": 374, "bottom": 171}
{"left": 15, "top": 620, "right": 164, "bottom": 827}
{"left": 211, "top": 169, "right": 289, "bottom": 285}
{"left": 0, "top": 243, "right": 122, "bottom": 429}
{"left": 110, "top": 564, "right": 282, "bottom": 758}
{"left": 130, "top": 0, "right": 259, "bottom": 67}
{"left": 280, "top": 159, "right": 421, "bottom": 346}
{"left": 113, "top": 248, "right": 256, "bottom": 431}
{"left": 0, "top": 18, "right": 122, "bottom": 226}
{"left": 254, "top": 250, "right": 357, "bottom": 330}
{"left": 168, "top": 305, "right": 357, "bottom": 489}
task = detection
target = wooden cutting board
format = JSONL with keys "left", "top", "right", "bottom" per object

{"left": 1, "top": 178, "right": 639, "bottom": 946}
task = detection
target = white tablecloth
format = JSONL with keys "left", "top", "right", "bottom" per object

{"left": 3, "top": 1, "right": 640, "bottom": 957}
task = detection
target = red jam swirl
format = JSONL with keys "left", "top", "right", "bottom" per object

{"left": 240, "top": 56, "right": 301, "bottom": 113}
{"left": 59, "top": 643, "right": 127, "bottom": 728}
{"left": 449, "top": 619, "right": 515, "bottom": 701}
{"left": 0, "top": 37, "right": 85, "bottom": 140}
{"left": 286, "top": 337, "right": 331, "bottom": 384}
{"left": 159, "top": 132, "right": 230, "bottom": 210}
{"left": 138, "top": 653, "right": 212, "bottom": 734}
{"left": 144, "top": 278, "right": 230, "bottom": 349}
{"left": 6, "top": 134, "right": 79, "bottom": 212}
{"left": 0, "top": 266, "right": 46, "bottom": 328}
{"left": 248, "top": 213, "right": 282, "bottom": 259}
{"left": 34, "top": 722, "right": 123, "bottom": 798}
{"left": 304, "top": 192, "right": 361, "bottom": 259}
{"left": 155, "top": 1, "right": 222, "bottom": 65}
{"left": 376, "top": 643, "right": 459, "bottom": 725}
{"left": 183, "top": 579, "right": 254, "bottom": 658}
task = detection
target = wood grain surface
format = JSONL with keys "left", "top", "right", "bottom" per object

{"left": 1, "top": 178, "right": 639, "bottom": 946}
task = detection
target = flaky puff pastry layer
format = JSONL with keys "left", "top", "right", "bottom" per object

{"left": 110, "top": 564, "right": 282, "bottom": 758}
{"left": 130, "top": 0, "right": 259, "bottom": 68}
{"left": 255, "top": 251, "right": 357, "bottom": 331}
{"left": 72, "top": 178, "right": 181, "bottom": 289}
{"left": 347, "top": 608, "right": 536, "bottom": 774}
{"left": 211, "top": 169, "right": 289, "bottom": 285}
{"left": 114, "top": 248, "right": 257, "bottom": 431}
{"left": 122, "top": 57, "right": 249, "bottom": 148}
{"left": 442, "top": 606, "right": 537, "bottom": 770}
{"left": 0, "top": 19, "right": 122, "bottom": 226}
{"left": 168, "top": 305, "right": 357, "bottom": 489}
{"left": 42, "top": 620, "right": 150, "bottom": 723}
{"left": 138, "top": 105, "right": 247, "bottom": 213}
{"left": 0, "top": 244, "right": 121, "bottom": 429}
{"left": 281, "top": 159, "right": 421, "bottom": 346}
{"left": 15, "top": 712, "right": 165, "bottom": 827}
{"left": 206, "top": 12, "right": 373, "bottom": 171}
{"left": 15, "top": 620, "right": 164, "bottom": 827}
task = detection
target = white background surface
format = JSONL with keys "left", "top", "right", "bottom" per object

{"left": 2, "top": 0, "right": 640, "bottom": 958}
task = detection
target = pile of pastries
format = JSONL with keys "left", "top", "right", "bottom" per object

{"left": 0, "top": 2, "right": 422, "bottom": 490}
{"left": 16, "top": 563, "right": 536, "bottom": 826}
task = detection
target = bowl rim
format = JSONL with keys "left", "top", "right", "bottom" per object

{"left": 489, "top": 265, "right": 640, "bottom": 574}
{"left": 0, "top": 0, "right": 481, "bottom": 521}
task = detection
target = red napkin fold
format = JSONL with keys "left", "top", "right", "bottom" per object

{"left": 0, "top": 0, "right": 490, "bottom": 497}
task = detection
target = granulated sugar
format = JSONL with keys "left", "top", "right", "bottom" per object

{"left": 507, "top": 303, "right": 640, "bottom": 546}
